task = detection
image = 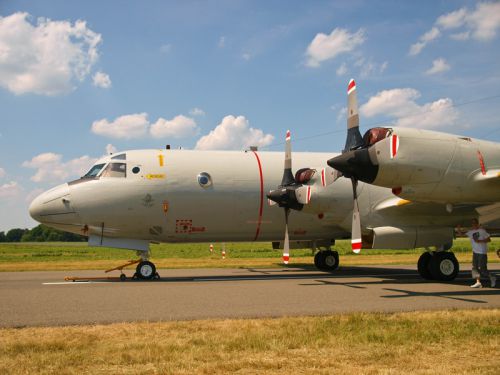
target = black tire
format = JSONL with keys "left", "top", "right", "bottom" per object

{"left": 429, "top": 252, "right": 459, "bottom": 281}
{"left": 314, "top": 251, "right": 324, "bottom": 269}
{"left": 314, "top": 250, "right": 339, "bottom": 271}
{"left": 120, "top": 274, "right": 127, "bottom": 281}
{"left": 417, "top": 252, "right": 433, "bottom": 280}
{"left": 323, "top": 250, "right": 339, "bottom": 271}
{"left": 136, "top": 261, "right": 156, "bottom": 280}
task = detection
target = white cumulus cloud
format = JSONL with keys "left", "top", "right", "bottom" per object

{"left": 305, "top": 28, "right": 365, "bottom": 68}
{"left": 409, "top": 27, "right": 440, "bottom": 56}
{"left": 92, "top": 71, "right": 111, "bottom": 89}
{"left": 0, "top": 168, "right": 5, "bottom": 178}
{"left": 360, "top": 88, "right": 459, "bottom": 129}
{"left": 0, "top": 181, "right": 22, "bottom": 199}
{"left": 195, "top": 115, "right": 274, "bottom": 150}
{"left": 91, "top": 113, "right": 150, "bottom": 139}
{"left": 425, "top": 58, "right": 451, "bottom": 75}
{"left": 22, "top": 153, "right": 97, "bottom": 182}
{"left": 189, "top": 107, "right": 205, "bottom": 116}
{"left": 409, "top": 2, "right": 500, "bottom": 55}
{"left": 336, "top": 63, "right": 348, "bottom": 76}
{"left": 150, "top": 115, "right": 198, "bottom": 138}
{"left": 0, "top": 12, "right": 102, "bottom": 96}
{"left": 92, "top": 113, "right": 199, "bottom": 139}
{"left": 436, "top": 8, "right": 468, "bottom": 29}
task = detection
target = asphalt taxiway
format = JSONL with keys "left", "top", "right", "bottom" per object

{"left": 1, "top": 265, "right": 499, "bottom": 327}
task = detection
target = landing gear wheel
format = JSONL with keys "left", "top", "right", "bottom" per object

{"left": 314, "top": 250, "right": 339, "bottom": 271}
{"left": 417, "top": 252, "right": 433, "bottom": 280}
{"left": 119, "top": 274, "right": 127, "bottom": 281}
{"left": 314, "top": 251, "right": 324, "bottom": 268}
{"left": 429, "top": 252, "right": 459, "bottom": 281}
{"left": 136, "top": 261, "right": 156, "bottom": 280}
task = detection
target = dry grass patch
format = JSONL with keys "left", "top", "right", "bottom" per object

{"left": 0, "top": 309, "right": 498, "bottom": 374}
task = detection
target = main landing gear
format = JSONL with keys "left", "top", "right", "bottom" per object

{"left": 417, "top": 251, "right": 459, "bottom": 281}
{"left": 314, "top": 250, "right": 339, "bottom": 271}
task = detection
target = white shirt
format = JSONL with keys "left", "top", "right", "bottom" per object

{"left": 465, "top": 228, "right": 490, "bottom": 254}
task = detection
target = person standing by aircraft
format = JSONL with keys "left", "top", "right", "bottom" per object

{"left": 458, "top": 219, "right": 496, "bottom": 288}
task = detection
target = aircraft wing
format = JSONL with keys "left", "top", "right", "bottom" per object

{"left": 373, "top": 197, "right": 500, "bottom": 227}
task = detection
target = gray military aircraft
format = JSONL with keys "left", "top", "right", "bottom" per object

{"left": 29, "top": 79, "right": 484, "bottom": 281}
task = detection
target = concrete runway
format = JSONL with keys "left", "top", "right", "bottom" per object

{"left": 1, "top": 265, "right": 499, "bottom": 327}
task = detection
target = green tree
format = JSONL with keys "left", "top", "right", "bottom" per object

{"left": 20, "top": 224, "right": 86, "bottom": 242}
{"left": 0, "top": 232, "right": 5, "bottom": 242}
{"left": 6, "top": 228, "right": 28, "bottom": 242}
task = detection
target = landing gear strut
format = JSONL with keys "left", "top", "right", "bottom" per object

{"left": 314, "top": 250, "right": 339, "bottom": 271}
{"left": 417, "top": 251, "right": 459, "bottom": 281}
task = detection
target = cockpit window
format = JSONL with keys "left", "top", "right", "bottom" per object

{"left": 101, "top": 162, "right": 127, "bottom": 178}
{"left": 111, "top": 153, "right": 126, "bottom": 160}
{"left": 83, "top": 163, "right": 106, "bottom": 178}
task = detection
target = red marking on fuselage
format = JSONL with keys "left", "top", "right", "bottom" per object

{"left": 252, "top": 151, "right": 264, "bottom": 241}
{"left": 321, "top": 168, "right": 326, "bottom": 187}
{"left": 477, "top": 150, "right": 486, "bottom": 175}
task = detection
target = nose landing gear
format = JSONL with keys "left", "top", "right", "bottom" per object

{"left": 135, "top": 260, "right": 160, "bottom": 280}
{"left": 104, "top": 254, "right": 160, "bottom": 281}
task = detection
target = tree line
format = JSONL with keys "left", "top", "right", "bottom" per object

{"left": 0, "top": 225, "right": 86, "bottom": 242}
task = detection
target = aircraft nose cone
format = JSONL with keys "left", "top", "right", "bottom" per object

{"left": 327, "top": 148, "right": 378, "bottom": 183}
{"left": 29, "top": 183, "right": 72, "bottom": 223}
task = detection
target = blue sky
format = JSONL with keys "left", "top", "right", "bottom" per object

{"left": 1, "top": 0, "right": 499, "bottom": 230}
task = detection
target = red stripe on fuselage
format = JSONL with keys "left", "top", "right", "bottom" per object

{"left": 252, "top": 151, "right": 264, "bottom": 241}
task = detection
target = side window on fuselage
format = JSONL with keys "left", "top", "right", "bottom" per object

{"left": 101, "top": 162, "right": 127, "bottom": 178}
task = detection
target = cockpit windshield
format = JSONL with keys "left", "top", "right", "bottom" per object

{"left": 83, "top": 163, "right": 106, "bottom": 178}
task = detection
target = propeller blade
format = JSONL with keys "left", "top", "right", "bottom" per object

{"left": 281, "top": 130, "right": 295, "bottom": 186}
{"left": 344, "top": 79, "right": 363, "bottom": 152}
{"left": 283, "top": 208, "right": 290, "bottom": 264}
{"left": 351, "top": 177, "right": 362, "bottom": 253}
{"left": 295, "top": 185, "right": 311, "bottom": 204}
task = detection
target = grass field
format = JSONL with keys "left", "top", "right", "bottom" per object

{"left": 0, "top": 309, "right": 498, "bottom": 374}
{"left": 0, "top": 238, "right": 499, "bottom": 271}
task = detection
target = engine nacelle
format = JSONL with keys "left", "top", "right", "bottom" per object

{"left": 365, "top": 226, "right": 454, "bottom": 250}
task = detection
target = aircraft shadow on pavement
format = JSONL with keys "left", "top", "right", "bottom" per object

{"left": 78, "top": 265, "right": 486, "bottom": 286}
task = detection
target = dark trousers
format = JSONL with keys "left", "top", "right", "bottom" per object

{"left": 471, "top": 253, "right": 490, "bottom": 279}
